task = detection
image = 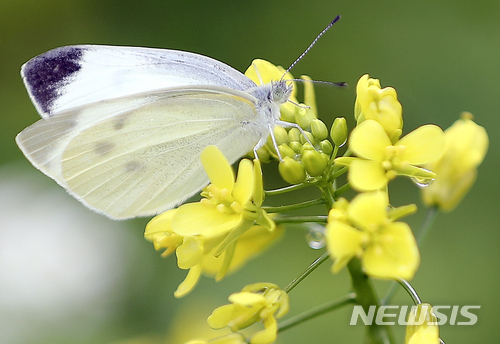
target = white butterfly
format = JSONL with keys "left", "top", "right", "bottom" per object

{"left": 16, "top": 17, "right": 341, "bottom": 220}
{"left": 16, "top": 45, "right": 293, "bottom": 219}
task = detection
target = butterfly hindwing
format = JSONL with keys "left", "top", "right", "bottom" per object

{"left": 16, "top": 87, "right": 268, "bottom": 219}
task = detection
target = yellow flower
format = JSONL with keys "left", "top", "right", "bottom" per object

{"left": 207, "top": 283, "right": 289, "bottom": 344}
{"left": 326, "top": 191, "right": 419, "bottom": 280}
{"left": 405, "top": 303, "right": 440, "bottom": 344}
{"left": 171, "top": 146, "right": 272, "bottom": 239}
{"left": 336, "top": 120, "right": 445, "bottom": 191}
{"left": 421, "top": 112, "right": 489, "bottom": 211}
{"left": 354, "top": 74, "right": 403, "bottom": 142}
{"left": 145, "top": 146, "right": 279, "bottom": 297}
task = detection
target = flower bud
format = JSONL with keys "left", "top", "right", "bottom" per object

{"left": 254, "top": 146, "right": 272, "bottom": 163}
{"left": 295, "top": 108, "right": 314, "bottom": 129}
{"left": 301, "top": 142, "right": 315, "bottom": 152}
{"left": 405, "top": 303, "right": 439, "bottom": 344}
{"left": 273, "top": 125, "right": 289, "bottom": 146}
{"left": 330, "top": 117, "right": 348, "bottom": 146}
{"left": 279, "top": 157, "right": 306, "bottom": 184}
{"left": 279, "top": 102, "right": 296, "bottom": 122}
{"left": 302, "top": 149, "right": 328, "bottom": 177}
{"left": 288, "top": 127, "right": 301, "bottom": 142}
{"left": 278, "top": 144, "right": 296, "bottom": 158}
{"left": 289, "top": 141, "right": 302, "bottom": 154}
{"left": 320, "top": 139, "right": 333, "bottom": 156}
{"left": 354, "top": 74, "right": 403, "bottom": 141}
{"left": 299, "top": 131, "right": 316, "bottom": 146}
{"left": 311, "top": 119, "right": 329, "bottom": 140}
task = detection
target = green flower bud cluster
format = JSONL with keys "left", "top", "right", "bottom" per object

{"left": 256, "top": 114, "right": 349, "bottom": 185}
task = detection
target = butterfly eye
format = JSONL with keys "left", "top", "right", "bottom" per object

{"left": 272, "top": 88, "right": 284, "bottom": 101}
{"left": 271, "top": 81, "right": 291, "bottom": 104}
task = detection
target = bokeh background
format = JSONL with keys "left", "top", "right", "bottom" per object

{"left": 1, "top": 1, "right": 498, "bottom": 343}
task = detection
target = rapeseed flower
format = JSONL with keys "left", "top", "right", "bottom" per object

{"left": 326, "top": 191, "right": 419, "bottom": 279}
{"left": 421, "top": 112, "right": 488, "bottom": 211}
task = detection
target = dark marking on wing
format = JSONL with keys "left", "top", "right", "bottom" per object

{"left": 113, "top": 114, "right": 129, "bottom": 130}
{"left": 94, "top": 141, "right": 115, "bottom": 155}
{"left": 22, "top": 46, "right": 85, "bottom": 116}
{"left": 125, "top": 161, "right": 141, "bottom": 172}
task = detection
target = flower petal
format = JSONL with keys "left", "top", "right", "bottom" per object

{"left": 441, "top": 114, "right": 489, "bottom": 173}
{"left": 348, "top": 191, "right": 389, "bottom": 230}
{"left": 172, "top": 203, "right": 241, "bottom": 237}
{"left": 233, "top": 159, "right": 254, "bottom": 205}
{"left": 176, "top": 236, "right": 204, "bottom": 269}
{"left": 229, "top": 291, "right": 266, "bottom": 306}
{"left": 174, "top": 262, "right": 203, "bottom": 298}
{"left": 363, "top": 222, "right": 420, "bottom": 279}
{"left": 252, "top": 159, "right": 264, "bottom": 206}
{"left": 207, "top": 304, "right": 239, "bottom": 329}
{"left": 422, "top": 169, "right": 477, "bottom": 212}
{"left": 144, "top": 209, "right": 175, "bottom": 238}
{"left": 326, "top": 221, "right": 365, "bottom": 273}
{"left": 349, "top": 159, "right": 388, "bottom": 191}
{"left": 350, "top": 120, "right": 392, "bottom": 161}
{"left": 397, "top": 125, "right": 445, "bottom": 165}
{"left": 201, "top": 145, "right": 235, "bottom": 192}
{"left": 250, "top": 315, "right": 277, "bottom": 344}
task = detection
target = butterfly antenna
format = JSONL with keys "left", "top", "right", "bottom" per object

{"left": 282, "top": 15, "right": 341, "bottom": 78}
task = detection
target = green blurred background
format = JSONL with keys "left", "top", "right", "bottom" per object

{"left": 1, "top": 1, "right": 498, "bottom": 343}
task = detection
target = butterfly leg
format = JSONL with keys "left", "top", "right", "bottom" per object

{"left": 275, "top": 120, "right": 314, "bottom": 147}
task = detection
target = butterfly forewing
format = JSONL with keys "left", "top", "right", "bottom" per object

{"left": 21, "top": 45, "right": 257, "bottom": 118}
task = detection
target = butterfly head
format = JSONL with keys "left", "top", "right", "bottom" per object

{"left": 270, "top": 80, "right": 293, "bottom": 105}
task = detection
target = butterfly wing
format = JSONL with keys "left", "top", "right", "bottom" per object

{"left": 16, "top": 87, "right": 268, "bottom": 219}
{"left": 21, "top": 45, "right": 257, "bottom": 118}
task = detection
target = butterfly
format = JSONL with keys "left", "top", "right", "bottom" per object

{"left": 16, "top": 16, "right": 340, "bottom": 220}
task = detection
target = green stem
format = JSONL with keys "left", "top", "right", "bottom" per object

{"left": 332, "top": 144, "right": 339, "bottom": 161}
{"left": 283, "top": 252, "right": 330, "bottom": 293}
{"left": 348, "top": 258, "right": 395, "bottom": 344}
{"left": 330, "top": 165, "right": 348, "bottom": 179}
{"left": 265, "top": 183, "right": 309, "bottom": 196}
{"left": 322, "top": 183, "right": 336, "bottom": 209}
{"left": 381, "top": 206, "right": 439, "bottom": 305}
{"left": 278, "top": 293, "right": 356, "bottom": 333}
{"left": 263, "top": 198, "right": 325, "bottom": 213}
{"left": 333, "top": 182, "right": 351, "bottom": 198}
{"left": 274, "top": 215, "right": 328, "bottom": 224}
{"left": 416, "top": 206, "right": 439, "bottom": 245}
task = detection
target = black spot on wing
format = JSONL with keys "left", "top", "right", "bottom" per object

{"left": 22, "top": 46, "right": 85, "bottom": 116}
